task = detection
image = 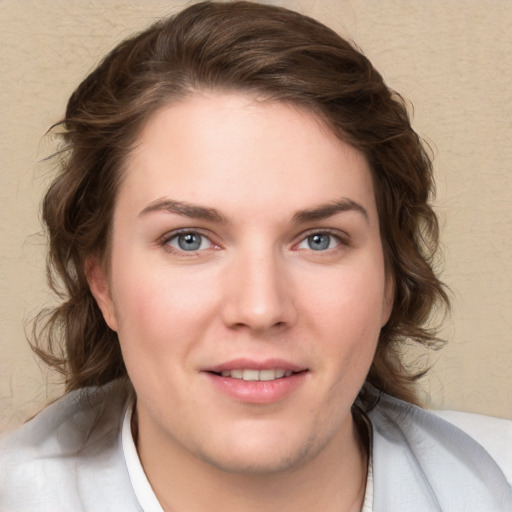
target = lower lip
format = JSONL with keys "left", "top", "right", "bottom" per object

{"left": 204, "top": 372, "right": 308, "bottom": 404}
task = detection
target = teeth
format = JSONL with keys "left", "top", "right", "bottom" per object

{"left": 259, "top": 369, "right": 276, "bottom": 381}
{"left": 243, "top": 369, "right": 260, "bottom": 381}
{"left": 219, "top": 369, "right": 295, "bottom": 381}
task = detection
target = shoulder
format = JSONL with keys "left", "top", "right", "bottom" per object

{"left": 367, "top": 392, "right": 512, "bottom": 511}
{"left": 0, "top": 380, "right": 128, "bottom": 460}
{"left": 431, "top": 408, "right": 512, "bottom": 484}
{"left": 0, "top": 379, "right": 139, "bottom": 512}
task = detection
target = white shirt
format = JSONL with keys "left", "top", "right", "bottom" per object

{"left": 1, "top": 380, "right": 510, "bottom": 511}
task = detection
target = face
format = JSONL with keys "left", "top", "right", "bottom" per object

{"left": 89, "top": 93, "right": 392, "bottom": 475}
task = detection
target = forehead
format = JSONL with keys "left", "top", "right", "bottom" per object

{"left": 120, "top": 93, "right": 377, "bottom": 223}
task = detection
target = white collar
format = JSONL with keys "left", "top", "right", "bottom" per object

{"left": 122, "top": 399, "right": 164, "bottom": 512}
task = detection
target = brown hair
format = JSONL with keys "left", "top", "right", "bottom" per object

{"left": 33, "top": 1, "right": 449, "bottom": 406}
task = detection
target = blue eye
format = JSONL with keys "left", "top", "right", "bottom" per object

{"left": 167, "top": 232, "right": 212, "bottom": 252}
{"left": 298, "top": 233, "right": 339, "bottom": 251}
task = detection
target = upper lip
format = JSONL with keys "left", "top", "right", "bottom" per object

{"left": 204, "top": 358, "right": 307, "bottom": 373}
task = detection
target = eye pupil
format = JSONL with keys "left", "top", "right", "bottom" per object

{"left": 308, "top": 233, "right": 330, "bottom": 250}
{"left": 178, "top": 233, "right": 201, "bottom": 251}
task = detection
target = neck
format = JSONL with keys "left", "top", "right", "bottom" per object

{"left": 133, "top": 408, "right": 368, "bottom": 512}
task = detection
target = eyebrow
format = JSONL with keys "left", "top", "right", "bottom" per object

{"left": 139, "top": 198, "right": 227, "bottom": 223}
{"left": 138, "top": 197, "right": 369, "bottom": 224}
{"left": 292, "top": 199, "right": 369, "bottom": 224}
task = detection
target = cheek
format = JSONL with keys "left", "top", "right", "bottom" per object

{"left": 312, "top": 265, "right": 386, "bottom": 327}
{"left": 111, "top": 261, "right": 219, "bottom": 352}
{"left": 306, "top": 264, "right": 386, "bottom": 366}
{"left": 112, "top": 282, "right": 199, "bottom": 388}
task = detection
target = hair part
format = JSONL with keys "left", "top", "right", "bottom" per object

{"left": 32, "top": 1, "right": 449, "bottom": 406}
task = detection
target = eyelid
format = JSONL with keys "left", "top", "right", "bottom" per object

{"left": 293, "top": 228, "right": 351, "bottom": 247}
{"left": 290, "top": 229, "right": 353, "bottom": 256}
{"left": 157, "top": 227, "right": 351, "bottom": 254}
{"left": 159, "top": 228, "right": 221, "bottom": 254}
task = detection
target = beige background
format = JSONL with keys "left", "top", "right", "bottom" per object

{"left": 1, "top": 0, "right": 511, "bottom": 431}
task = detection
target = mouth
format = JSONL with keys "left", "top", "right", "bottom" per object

{"left": 209, "top": 368, "right": 301, "bottom": 381}
{"left": 203, "top": 360, "right": 308, "bottom": 403}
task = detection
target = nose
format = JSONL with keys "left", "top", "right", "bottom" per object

{"left": 221, "top": 247, "right": 297, "bottom": 333}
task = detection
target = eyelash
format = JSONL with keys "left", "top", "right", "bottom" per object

{"left": 160, "top": 229, "right": 219, "bottom": 256}
{"left": 159, "top": 228, "right": 350, "bottom": 256}
{"left": 294, "top": 229, "right": 350, "bottom": 252}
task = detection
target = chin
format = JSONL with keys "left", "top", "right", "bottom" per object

{"left": 194, "top": 430, "right": 320, "bottom": 476}
{"left": 199, "top": 448, "right": 312, "bottom": 476}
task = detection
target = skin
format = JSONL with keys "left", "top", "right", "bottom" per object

{"left": 88, "top": 93, "right": 393, "bottom": 512}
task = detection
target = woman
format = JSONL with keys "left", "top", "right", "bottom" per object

{"left": 1, "top": 2, "right": 510, "bottom": 511}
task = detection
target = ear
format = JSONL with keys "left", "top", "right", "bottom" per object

{"left": 85, "top": 255, "right": 118, "bottom": 332}
{"left": 381, "top": 273, "right": 395, "bottom": 327}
